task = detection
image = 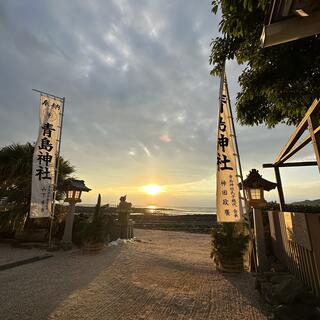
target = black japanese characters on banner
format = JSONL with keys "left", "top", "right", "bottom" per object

{"left": 216, "top": 75, "right": 241, "bottom": 222}
{"left": 34, "top": 100, "right": 59, "bottom": 182}
{"left": 31, "top": 96, "right": 62, "bottom": 218}
{"left": 217, "top": 93, "right": 233, "bottom": 172}
{"left": 228, "top": 174, "right": 239, "bottom": 218}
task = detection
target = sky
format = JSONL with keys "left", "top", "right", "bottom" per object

{"left": 0, "top": 0, "right": 319, "bottom": 207}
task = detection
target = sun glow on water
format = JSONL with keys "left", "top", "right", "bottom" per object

{"left": 147, "top": 205, "right": 157, "bottom": 214}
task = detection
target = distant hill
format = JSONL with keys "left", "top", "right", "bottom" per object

{"left": 290, "top": 199, "right": 320, "bottom": 207}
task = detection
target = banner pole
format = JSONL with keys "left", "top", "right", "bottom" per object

{"left": 48, "top": 96, "right": 65, "bottom": 247}
{"left": 32, "top": 89, "right": 64, "bottom": 101}
{"left": 216, "top": 65, "right": 225, "bottom": 219}
{"left": 223, "top": 68, "right": 257, "bottom": 273}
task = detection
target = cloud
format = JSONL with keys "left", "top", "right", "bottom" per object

{"left": 0, "top": 0, "right": 318, "bottom": 205}
{"left": 159, "top": 134, "right": 172, "bottom": 143}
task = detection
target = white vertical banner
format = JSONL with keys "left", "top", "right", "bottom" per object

{"left": 30, "top": 96, "right": 62, "bottom": 218}
{"left": 216, "top": 72, "right": 242, "bottom": 222}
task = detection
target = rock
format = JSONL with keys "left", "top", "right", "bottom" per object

{"left": 263, "top": 271, "right": 277, "bottom": 281}
{"left": 272, "top": 277, "right": 305, "bottom": 305}
{"left": 261, "top": 282, "right": 273, "bottom": 304}
{"left": 263, "top": 271, "right": 289, "bottom": 281}
{"left": 255, "top": 274, "right": 266, "bottom": 292}
{"left": 300, "top": 292, "right": 320, "bottom": 307}
{"left": 270, "top": 274, "right": 296, "bottom": 284}
{"left": 273, "top": 303, "right": 320, "bottom": 320}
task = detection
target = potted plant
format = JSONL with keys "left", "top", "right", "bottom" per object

{"left": 81, "top": 194, "right": 108, "bottom": 253}
{"left": 211, "top": 222, "right": 250, "bottom": 273}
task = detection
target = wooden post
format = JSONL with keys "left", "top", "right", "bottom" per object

{"left": 308, "top": 115, "right": 320, "bottom": 174}
{"left": 253, "top": 207, "right": 268, "bottom": 272}
{"left": 274, "top": 166, "right": 285, "bottom": 211}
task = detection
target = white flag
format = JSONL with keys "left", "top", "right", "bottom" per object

{"left": 30, "top": 96, "right": 62, "bottom": 218}
{"left": 216, "top": 72, "right": 242, "bottom": 222}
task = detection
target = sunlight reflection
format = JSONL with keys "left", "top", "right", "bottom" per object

{"left": 147, "top": 205, "right": 157, "bottom": 214}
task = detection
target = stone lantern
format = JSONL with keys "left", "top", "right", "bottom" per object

{"left": 243, "top": 169, "right": 277, "bottom": 208}
{"left": 61, "top": 178, "right": 91, "bottom": 249}
{"left": 241, "top": 169, "right": 277, "bottom": 272}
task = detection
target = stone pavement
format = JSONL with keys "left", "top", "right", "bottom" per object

{"left": 0, "top": 243, "right": 44, "bottom": 265}
{"left": 0, "top": 229, "right": 270, "bottom": 320}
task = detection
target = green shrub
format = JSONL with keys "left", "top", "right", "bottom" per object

{"left": 80, "top": 194, "right": 108, "bottom": 244}
{"left": 211, "top": 223, "right": 250, "bottom": 262}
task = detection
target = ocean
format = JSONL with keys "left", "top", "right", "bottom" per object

{"left": 132, "top": 206, "right": 216, "bottom": 216}
{"left": 79, "top": 204, "right": 216, "bottom": 216}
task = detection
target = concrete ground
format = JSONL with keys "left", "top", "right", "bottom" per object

{"left": 0, "top": 229, "right": 269, "bottom": 320}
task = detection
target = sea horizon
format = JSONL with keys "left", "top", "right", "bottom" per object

{"left": 78, "top": 204, "right": 217, "bottom": 215}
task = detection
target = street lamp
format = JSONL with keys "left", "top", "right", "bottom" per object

{"left": 242, "top": 169, "right": 277, "bottom": 272}
{"left": 61, "top": 178, "right": 91, "bottom": 249}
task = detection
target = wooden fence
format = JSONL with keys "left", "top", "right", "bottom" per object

{"left": 268, "top": 211, "right": 320, "bottom": 296}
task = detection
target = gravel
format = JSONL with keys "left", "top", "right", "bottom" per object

{"left": 0, "top": 229, "right": 269, "bottom": 320}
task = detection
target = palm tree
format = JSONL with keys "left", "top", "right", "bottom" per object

{"left": 0, "top": 142, "right": 75, "bottom": 234}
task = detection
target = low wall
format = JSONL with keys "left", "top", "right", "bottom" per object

{"left": 268, "top": 210, "right": 320, "bottom": 296}
{"left": 131, "top": 214, "right": 216, "bottom": 234}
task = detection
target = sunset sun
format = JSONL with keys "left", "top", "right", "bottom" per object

{"left": 142, "top": 184, "right": 164, "bottom": 196}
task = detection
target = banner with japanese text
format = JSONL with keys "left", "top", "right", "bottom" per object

{"left": 216, "top": 72, "right": 242, "bottom": 222}
{"left": 30, "top": 96, "right": 62, "bottom": 218}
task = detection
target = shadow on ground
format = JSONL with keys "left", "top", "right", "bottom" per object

{"left": 0, "top": 246, "right": 122, "bottom": 320}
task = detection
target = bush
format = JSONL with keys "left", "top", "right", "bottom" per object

{"left": 80, "top": 194, "right": 109, "bottom": 245}
{"left": 211, "top": 223, "right": 250, "bottom": 262}
{"left": 0, "top": 208, "right": 26, "bottom": 238}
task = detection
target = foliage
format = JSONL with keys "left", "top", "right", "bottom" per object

{"left": 80, "top": 194, "right": 108, "bottom": 244}
{"left": 210, "top": 0, "right": 320, "bottom": 127}
{"left": 265, "top": 201, "right": 320, "bottom": 214}
{"left": 0, "top": 142, "right": 74, "bottom": 234}
{"left": 211, "top": 222, "right": 249, "bottom": 261}
{"left": 0, "top": 207, "right": 27, "bottom": 236}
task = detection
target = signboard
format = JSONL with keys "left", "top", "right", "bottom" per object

{"left": 216, "top": 72, "right": 242, "bottom": 222}
{"left": 30, "top": 96, "right": 62, "bottom": 218}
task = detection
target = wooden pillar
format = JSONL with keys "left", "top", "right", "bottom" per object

{"left": 253, "top": 207, "right": 268, "bottom": 272}
{"left": 274, "top": 166, "right": 285, "bottom": 211}
{"left": 308, "top": 115, "right": 320, "bottom": 174}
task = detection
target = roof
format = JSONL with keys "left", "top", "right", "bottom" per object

{"left": 262, "top": 0, "right": 320, "bottom": 47}
{"left": 241, "top": 169, "right": 277, "bottom": 191}
{"left": 60, "top": 178, "right": 91, "bottom": 192}
{"left": 266, "top": 0, "right": 320, "bottom": 22}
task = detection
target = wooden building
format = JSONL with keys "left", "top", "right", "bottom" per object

{"left": 261, "top": 0, "right": 320, "bottom": 47}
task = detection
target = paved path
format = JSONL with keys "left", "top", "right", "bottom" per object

{"left": 0, "top": 243, "right": 44, "bottom": 265}
{"left": 0, "top": 230, "right": 269, "bottom": 320}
